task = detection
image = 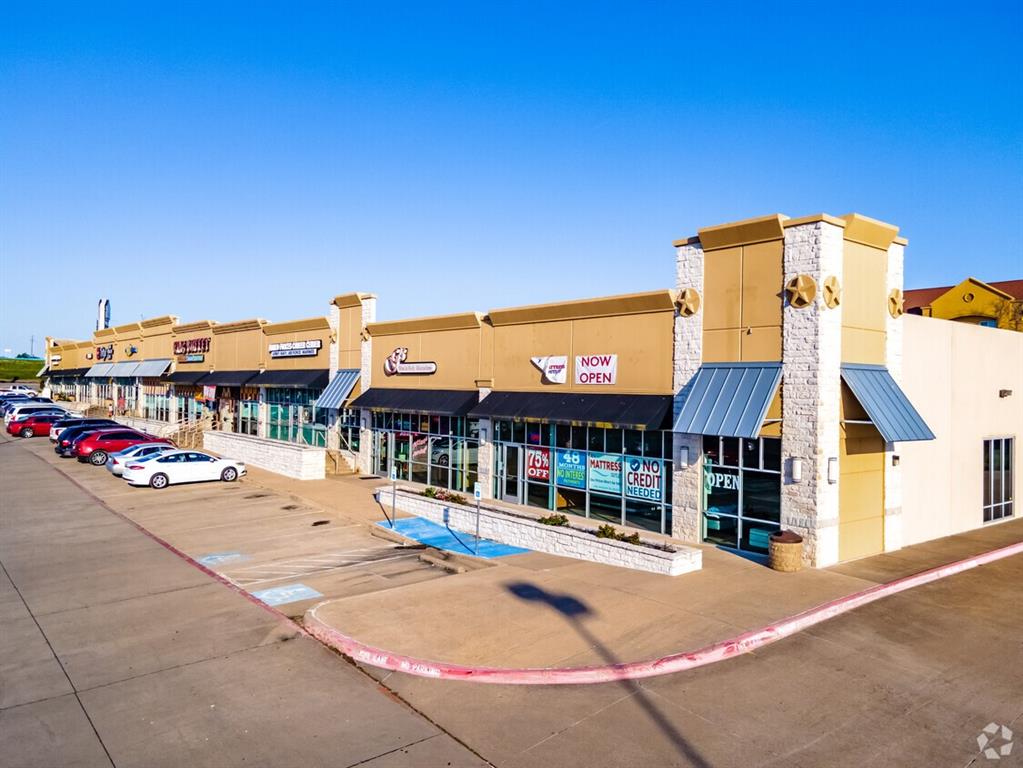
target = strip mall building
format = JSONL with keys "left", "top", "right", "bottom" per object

{"left": 44, "top": 212, "right": 1020, "bottom": 567}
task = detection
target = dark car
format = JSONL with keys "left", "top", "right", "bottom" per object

{"left": 50, "top": 417, "right": 117, "bottom": 443}
{"left": 55, "top": 425, "right": 123, "bottom": 457}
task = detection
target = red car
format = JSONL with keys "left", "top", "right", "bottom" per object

{"left": 74, "top": 429, "right": 173, "bottom": 465}
{"left": 7, "top": 413, "right": 66, "bottom": 438}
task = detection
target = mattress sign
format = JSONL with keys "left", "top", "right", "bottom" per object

{"left": 625, "top": 457, "right": 663, "bottom": 502}
{"left": 530, "top": 355, "right": 568, "bottom": 384}
{"left": 383, "top": 347, "right": 437, "bottom": 376}
{"left": 269, "top": 339, "right": 322, "bottom": 358}
{"left": 588, "top": 453, "right": 622, "bottom": 494}
{"left": 526, "top": 447, "right": 550, "bottom": 481}
{"left": 575, "top": 354, "right": 617, "bottom": 385}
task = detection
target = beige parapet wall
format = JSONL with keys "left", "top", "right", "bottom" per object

{"left": 899, "top": 314, "right": 1022, "bottom": 545}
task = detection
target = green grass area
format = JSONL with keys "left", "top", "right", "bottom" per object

{"left": 0, "top": 358, "right": 43, "bottom": 382}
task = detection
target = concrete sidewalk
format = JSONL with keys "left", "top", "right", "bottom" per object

{"left": 0, "top": 437, "right": 488, "bottom": 768}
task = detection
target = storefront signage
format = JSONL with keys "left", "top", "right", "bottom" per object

{"left": 625, "top": 458, "right": 663, "bottom": 502}
{"left": 49, "top": 354, "right": 62, "bottom": 364}
{"left": 588, "top": 453, "right": 622, "bottom": 494}
{"left": 268, "top": 339, "right": 322, "bottom": 358}
{"left": 181, "top": 354, "right": 205, "bottom": 363}
{"left": 555, "top": 449, "right": 586, "bottom": 489}
{"left": 530, "top": 355, "right": 568, "bottom": 384}
{"left": 202, "top": 385, "right": 217, "bottom": 401}
{"left": 575, "top": 354, "right": 617, "bottom": 385}
{"left": 174, "top": 337, "right": 211, "bottom": 356}
{"left": 383, "top": 347, "right": 437, "bottom": 376}
{"left": 705, "top": 470, "right": 739, "bottom": 492}
{"left": 96, "top": 344, "right": 114, "bottom": 361}
{"left": 526, "top": 447, "right": 550, "bottom": 481}
{"left": 124, "top": 345, "right": 138, "bottom": 356}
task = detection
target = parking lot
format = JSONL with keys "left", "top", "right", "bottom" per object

{"left": 3, "top": 431, "right": 1022, "bottom": 768}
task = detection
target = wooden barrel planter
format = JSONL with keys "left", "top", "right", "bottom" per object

{"left": 768, "top": 530, "right": 804, "bottom": 572}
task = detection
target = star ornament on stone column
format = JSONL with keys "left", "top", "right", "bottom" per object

{"left": 678, "top": 288, "right": 702, "bottom": 317}
{"left": 888, "top": 288, "right": 905, "bottom": 318}
{"left": 785, "top": 274, "right": 817, "bottom": 309}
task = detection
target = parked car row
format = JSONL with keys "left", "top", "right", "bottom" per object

{"left": 2, "top": 391, "right": 81, "bottom": 433}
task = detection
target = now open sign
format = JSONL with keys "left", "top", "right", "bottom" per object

{"left": 575, "top": 354, "right": 617, "bottom": 385}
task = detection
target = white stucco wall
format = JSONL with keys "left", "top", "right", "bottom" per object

{"left": 900, "top": 315, "right": 1023, "bottom": 545}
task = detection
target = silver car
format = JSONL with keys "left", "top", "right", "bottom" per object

{"left": 106, "top": 443, "right": 175, "bottom": 476}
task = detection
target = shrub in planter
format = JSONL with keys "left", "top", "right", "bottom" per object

{"left": 423, "top": 487, "right": 439, "bottom": 498}
{"left": 595, "top": 523, "right": 620, "bottom": 539}
{"left": 537, "top": 513, "right": 569, "bottom": 526}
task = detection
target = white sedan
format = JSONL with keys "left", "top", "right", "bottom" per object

{"left": 106, "top": 443, "right": 175, "bottom": 476}
{"left": 121, "top": 450, "right": 246, "bottom": 489}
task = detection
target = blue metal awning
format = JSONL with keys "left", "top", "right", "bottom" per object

{"left": 673, "top": 363, "right": 782, "bottom": 438}
{"left": 132, "top": 359, "right": 172, "bottom": 378}
{"left": 840, "top": 364, "right": 934, "bottom": 442}
{"left": 314, "top": 369, "right": 360, "bottom": 410}
{"left": 108, "top": 361, "right": 140, "bottom": 377}
{"left": 85, "top": 363, "right": 114, "bottom": 378}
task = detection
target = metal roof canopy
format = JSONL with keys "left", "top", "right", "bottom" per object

{"left": 673, "top": 362, "right": 782, "bottom": 438}
{"left": 166, "top": 371, "right": 207, "bottom": 384}
{"left": 315, "top": 370, "right": 360, "bottom": 410}
{"left": 469, "top": 391, "right": 674, "bottom": 430}
{"left": 108, "top": 361, "right": 140, "bottom": 377}
{"left": 350, "top": 388, "right": 479, "bottom": 416}
{"left": 840, "top": 364, "right": 935, "bottom": 442}
{"left": 84, "top": 363, "right": 114, "bottom": 378}
{"left": 132, "top": 359, "right": 173, "bottom": 378}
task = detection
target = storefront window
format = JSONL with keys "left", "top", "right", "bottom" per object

{"left": 492, "top": 420, "right": 674, "bottom": 534}
{"left": 368, "top": 410, "right": 479, "bottom": 492}
{"left": 143, "top": 384, "right": 170, "bottom": 422}
{"left": 266, "top": 388, "right": 326, "bottom": 447}
{"left": 983, "top": 438, "right": 1014, "bottom": 522}
{"left": 702, "top": 435, "right": 782, "bottom": 554}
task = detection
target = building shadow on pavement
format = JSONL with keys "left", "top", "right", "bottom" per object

{"left": 506, "top": 582, "right": 714, "bottom": 768}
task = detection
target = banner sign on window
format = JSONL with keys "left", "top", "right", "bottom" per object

{"left": 526, "top": 447, "right": 550, "bottom": 481}
{"left": 625, "top": 457, "right": 663, "bottom": 502}
{"left": 555, "top": 449, "right": 586, "bottom": 489}
{"left": 202, "top": 384, "right": 217, "bottom": 401}
{"left": 588, "top": 453, "right": 622, "bottom": 494}
{"left": 575, "top": 354, "right": 617, "bottom": 385}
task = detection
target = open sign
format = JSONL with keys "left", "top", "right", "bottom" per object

{"left": 575, "top": 354, "right": 617, "bottom": 385}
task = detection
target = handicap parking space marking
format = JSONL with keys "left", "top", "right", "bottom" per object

{"left": 251, "top": 583, "right": 323, "bottom": 606}
{"left": 225, "top": 550, "right": 420, "bottom": 587}
{"left": 197, "top": 551, "right": 250, "bottom": 567}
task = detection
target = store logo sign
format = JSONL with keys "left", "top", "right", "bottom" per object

{"left": 526, "top": 447, "right": 550, "bottom": 481}
{"left": 174, "top": 337, "right": 211, "bottom": 356}
{"left": 49, "top": 354, "right": 62, "bottom": 364}
{"left": 124, "top": 345, "right": 138, "bottom": 356}
{"left": 625, "top": 458, "right": 663, "bottom": 502}
{"left": 384, "top": 347, "right": 437, "bottom": 376}
{"left": 96, "top": 344, "right": 114, "bottom": 361}
{"left": 531, "top": 355, "right": 568, "bottom": 384}
{"left": 575, "top": 354, "right": 617, "bottom": 385}
{"left": 182, "top": 354, "right": 205, "bottom": 363}
{"left": 269, "top": 339, "right": 322, "bottom": 358}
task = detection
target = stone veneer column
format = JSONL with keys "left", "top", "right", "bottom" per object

{"left": 357, "top": 296, "right": 377, "bottom": 475}
{"left": 781, "top": 221, "right": 844, "bottom": 567}
{"left": 257, "top": 387, "right": 269, "bottom": 439}
{"left": 475, "top": 388, "right": 494, "bottom": 499}
{"left": 325, "top": 304, "right": 342, "bottom": 451}
{"left": 883, "top": 241, "right": 905, "bottom": 552}
{"left": 671, "top": 240, "right": 705, "bottom": 543}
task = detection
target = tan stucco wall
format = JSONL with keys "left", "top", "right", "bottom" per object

{"left": 900, "top": 315, "right": 1023, "bottom": 545}
{"left": 841, "top": 240, "right": 887, "bottom": 364}
{"left": 263, "top": 318, "right": 332, "bottom": 372}
{"left": 371, "top": 326, "right": 486, "bottom": 390}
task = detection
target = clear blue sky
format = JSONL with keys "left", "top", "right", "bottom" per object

{"left": 2, "top": 2, "right": 1021, "bottom": 355}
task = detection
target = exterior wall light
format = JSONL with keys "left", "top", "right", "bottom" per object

{"left": 999, "top": 389, "right": 1013, "bottom": 398}
{"left": 827, "top": 457, "right": 838, "bottom": 484}
{"left": 892, "top": 454, "right": 900, "bottom": 466}
{"left": 791, "top": 457, "right": 803, "bottom": 483}
{"left": 480, "top": 426, "right": 488, "bottom": 441}
{"left": 678, "top": 445, "right": 690, "bottom": 468}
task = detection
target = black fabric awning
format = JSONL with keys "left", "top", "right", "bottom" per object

{"left": 469, "top": 391, "right": 674, "bottom": 430}
{"left": 49, "top": 367, "right": 90, "bottom": 380}
{"left": 350, "top": 388, "right": 479, "bottom": 416}
{"left": 248, "top": 369, "right": 330, "bottom": 389}
{"left": 196, "top": 370, "right": 259, "bottom": 387}
{"left": 167, "top": 371, "right": 208, "bottom": 384}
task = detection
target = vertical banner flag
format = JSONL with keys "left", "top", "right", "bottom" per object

{"left": 526, "top": 447, "right": 550, "bottom": 481}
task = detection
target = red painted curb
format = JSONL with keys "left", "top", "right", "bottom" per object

{"left": 305, "top": 539, "right": 1023, "bottom": 685}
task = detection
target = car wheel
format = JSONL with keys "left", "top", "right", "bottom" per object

{"left": 90, "top": 451, "right": 108, "bottom": 466}
{"left": 150, "top": 473, "right": 169, "bottom": 489}
{"left": 221, "top": 467, "right": 238, "bottom": 482}
{"left": 19, "top": 428, "right": 32, "bottom": 438}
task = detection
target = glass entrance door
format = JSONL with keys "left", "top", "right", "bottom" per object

{"left": 499, "top": 444, "right": 522, "bottom": 504}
